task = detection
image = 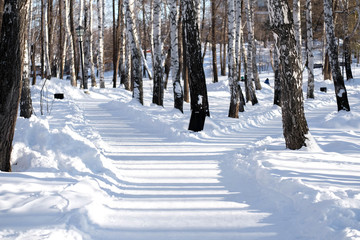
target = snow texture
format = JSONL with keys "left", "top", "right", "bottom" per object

{"left": 1, "top": 49, "right": 360, "bottom": 240}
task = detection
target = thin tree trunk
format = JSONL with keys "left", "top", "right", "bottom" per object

{"left": 271, "top": 46, "right": 281, "bottom": 106}
{"left": 170, "top": 0, "right": 184, "bottom": 113}
{"left": 70, "top": 0, "right": 79, "bottom": 80}
{"left": 306, "top": 0, "right": 315, "bottom": 99}
{"left": 20, "top": 0, "right": 33, "bottom": 119}
{"left": 181, "top": 2, "right": 190, "bottom": 103}
{"left": 43, "top": 0, "right": 52, "bottom": 79}
{"left": 211, "top": 0, "right": 218, "bottom": 83}
{"left": 0, "top": 0, "right": 4, "bottom": 34}
{"left": 0, "top": 0, "right": 29, "bottom": 171}
{"left": 59, "top": 0, "right": 65, "bottom": 80}
{"left": 152, "top": 0, "right": 164, "bottom": 106}
{"left": 293, "top": 0, "right": 302, "bottom": 57}
{"left": 64, "top": 0, "right": 76, "bottom": 86}
{"left": 324, "top": 0, "right": 350, "bottom": 111}
{"left": 98, "top": 0, "right": 105, "bottom": 88}
{"left": 244, "top": 0, "right": 258, "bottom": 105}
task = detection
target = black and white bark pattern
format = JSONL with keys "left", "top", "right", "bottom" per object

{"left": 97, "top": 0, "right": 105, "bottom": 88}
{"left": 268, "top": 0, "right": 309, "bottom": 150}
{"left": 323, "top": 0, "right": 350, "bottom": 111}
{"left": 0, "top": 0, "right": 29, "bottom": 171}
{"left": 152, "top": 0, "right": 164, "bottom": 106}
{"left": 125, "top": 0, "right": 143, "bottom": 104}
{"left": 170, "top": 0, "right": 184, "bottom": 113}
{"left": 182, "top": 0, "right": 210, "bottom": 131}
{"left": 244, "top": 0, "right": 258, "bottom": 105}
{"left": 293, "top": 0, "right": 302, "bottom": 57}
{"left": 306, "top": 0, "right": 314, "bottom": 99}
{"left": 64, "top": 0, "right": 76, "bottom": 86}
{"left": 20, "top": 0, "right": 33, "bottom": 119}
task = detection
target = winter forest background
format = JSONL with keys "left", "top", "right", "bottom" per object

{"left": 0, "top": 0, "right": 360, "bottom": 239}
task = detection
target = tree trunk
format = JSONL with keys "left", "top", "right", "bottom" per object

{"left": 0, "top": 0, "right": 29, "bottom": 171}
{"left": 221, "top": 5, "right": 227, "bottom": 77}
{"left": 306, "top": 0, "right": 315, "bottom": 99}
{"left": 271, "top": 46, "right": 281, "bottom": 106}
{"left": 323, "top": 0, "right": 350, "bottom": 111}
{"left": 112, "top": 0, "right": 119, "bottom": 88}
{"left": 211, "top": 0, "right": 218, "bottom": 83}
{"left": 293, "top": 0, "right": 302, "bottom": 57}
{"left": 43, "top": 0, "right": 52, "bottom": 79}
{"left": 244, "top": 0, "right": 258, "bottom": 105}
{"left": 181, "top": 7, "right": 190, "bottom": 103}
{"left": 182, "top": 0, "right": 210, "bottom": 132}
{"left": 152, "top": 0, "right": 164, "bottom": 106}
{"left": 20, "top": 0, "right": 33, "bottom": 119}
{"left": 170, "top": 0, "right": 184, "bottom": 113}
{"left": 250, "top": 0, "right": 261, "bottom": 90}
{"left": 88, "top": 0, "right": 96, "bottom": 87}
{"left": 64, "top": 0, "right": 76, "bottom": 86}
{"left": 268, "top": 0, "right": 309, "bottom": 150}
{"left": 125, "top": 0, "right": 144, "bottom": 104}
{"left": 0, "top": 0, "right": 4, "bottom": 34}
{"left": 98, "top": 0, "right": 105, "bottom": 88}
{"left": 59, "top": 0, "right": 65, "bottom": 80}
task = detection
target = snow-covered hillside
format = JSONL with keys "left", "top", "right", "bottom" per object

{"left": 1, "top": 62, "right": 360, "bottom": 239}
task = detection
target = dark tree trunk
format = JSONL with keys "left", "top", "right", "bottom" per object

{"left": 182, "top": 15, "right": 190, "bottom": 103}
{"left": 41, "top": 0, "right": 45, "bottom": 79}
{"left": 323, "top": 51, "right": 332, "bottom": 80}
{"left": 0, "top": 0, "right": 4, "bottom": 34}
{"left": 182, "top": 0, "right": 210, "bottom": 132}
{"left": 31, "top": 45, "right": 37, "bottom": 85}
{"left": 343, "top": 37, "right": 353, "bottom": 80}
{"left": 0, "top": 0, "right": 29, "bottom": 171}
{"left": 268, "top": 0, "right": 309, "bottom": 150}
{"left": 324, "top": 0, "right": 350, "bottom": 111}
{"left": 272, "top": 47, "right": 281, "bottom": 106}
{"left": 211, "top": 0, "right": 218, "bottom": 83}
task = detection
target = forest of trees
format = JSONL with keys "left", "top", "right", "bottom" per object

{"left": 0, "top": 0, "right": 358, "bottom": 171}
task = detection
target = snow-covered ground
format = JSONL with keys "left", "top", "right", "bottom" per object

{"left": 1, "top": 56, "right": 360, "bottom": 239}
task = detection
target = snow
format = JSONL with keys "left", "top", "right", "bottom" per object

{"left": 1, "top": 52, "right": 360, "bottom": 239}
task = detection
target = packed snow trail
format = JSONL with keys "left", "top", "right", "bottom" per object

{"left": 76, "top": 94, "right": 279, "bottom": 239}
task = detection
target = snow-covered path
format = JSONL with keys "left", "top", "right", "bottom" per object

{"left": 77, "top": 95, "right": 279, "bottom": 239}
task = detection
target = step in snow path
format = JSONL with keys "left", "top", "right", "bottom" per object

{"left": 76, "top": 95, "right": 280, "bottom": 240}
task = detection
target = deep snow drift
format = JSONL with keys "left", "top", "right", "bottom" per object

{"left": 1, "top": 60, "right": 360, "bottom": 239}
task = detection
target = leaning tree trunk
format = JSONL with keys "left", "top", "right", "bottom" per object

{"left": 20, "top": 0, "right": 33, "bottom": 119}
{"left": 0, "top": 0, "right": 29, "bottom": 172}
{"left": 244, "top": 0, "right": 258, "bottom": 105}
{"left": 268, "top": 0, "right": 309, "bottom": 150}
{"left": 125, "top": 0, "right": 144, "bottom": 104}
{"left": 182, "top": 0, "right": 210, "bottom": 132}
{"left": 170, "top": 0, "right": 184, "bottom": 113}
{"left": 306, "top": 0, "right": 315, "bottom": 99}
{"left": 324, "top": 0, "right": 350, "bottom": 111}
{"left": 152, "top": 0, "right": 164, "bottom": 106}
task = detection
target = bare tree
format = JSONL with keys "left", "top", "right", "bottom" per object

{"left": 97, "top": 0, "right": 105, "bottom": 88}
{"left": 64, "top": 0, "right": 76, "bottom": 86}
{"left": 211, "top": 0, "right": 218, "bottom": 83}
{"left": 0, "top": 0, "right": 29, "bottom": 171}
{"left": 268, "top": 0, "right": 309, "bottom": 150}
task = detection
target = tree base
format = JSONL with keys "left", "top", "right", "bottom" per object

{"left": 188, "top": 111, "right": 206, "bottom": 132}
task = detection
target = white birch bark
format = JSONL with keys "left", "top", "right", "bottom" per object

{"left": 244, "top": 0, "right": 258, "bottom": 104}
{"left": 152, "top": 0, "right": 164, "bottom": 105}
{"left": 88, "top": 0, "right": 96, "bottom": 87}
{"left": 251, "top": 0, "right": 261, "bottom": 90}
{"left": 64, "top": 0, "right": 76, "bottom": 86}
{"left": 43, "top": 0, "right": 52, "bottom": 79}
{"left": 170, "top": 0, "right": 183, "bottom": 112}
{"left": 125, "top": 0, "right": 144, "bottom": 104}
{"left": 97, "top": 0, "right": 105, "bottom": 88}
{"left": 235, "top": 0, "right": 242, "bottom": 71}
{"left": 293, "top": 0, "right": 302, "bottom": 56}
{"left": 306, "top": 0, "right": 314, "bottom": 99}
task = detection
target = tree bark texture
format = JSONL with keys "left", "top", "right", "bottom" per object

{"left": 323, "top": 0, "right": 350, "bottom": 111}
{"left": 170, "top": 0, "right": 184, "bottom": 113}
{"left": 98, "top": 0, "right": 105, "bottom": 88}
{"left": 306, "top": 0, "right": 315, "bottom": 99}
{"left": 0, "top": 0, "right": 29, "bottom": 171}
{"left": 182, "top": 0, "right": 210, "bottom": 132}
{"left": 211, "top": 0, "right": 218, "bottom": 83}
{"left": 268, "top": 0, "right": 309, "bottom": 150}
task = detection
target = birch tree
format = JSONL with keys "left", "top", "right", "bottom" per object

{"left": 64, "top": 0, "right": 76, "bottom": 86}
{"left": 152, "top": 0, "right": 164, "bottom": 106}
{"left": 125, "top": 0, "right": 144, "bottom": 104}
{"left": 182, "top": 0, "right": 210, "bottom": 132}
{"left": 88, "top": 0, "right": 97, "bottom": 87}
{"left": 293, "top": 0, "right": 302, "bottom": 57}
{"left": 228, "top": 0, "right": 244, "bottom": 118}
{"left": 20, "top": 0, "right": 33, "bottom": 119}
{"left": 170, "top": 0, "right": 184, "bottom": 113}
{"left": 211, "top": 0, "right": 218, "bottom": 83}
{"left": 268, "top": 0, "right": 309, "bottom": 150}
{"left": 244, "top": 0, "right": 258, "bottom": 105}
{"left": 97, "top": 0, "right": 105, "bottom": 88}
{"left": 306, "top": 0, "right": 314, "bottom": 99}
{"left": 324, "top": 0, "right": 350, "bottom": 111}
{"left": 0, "top": 0, "right": 29, "bottom": 171}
